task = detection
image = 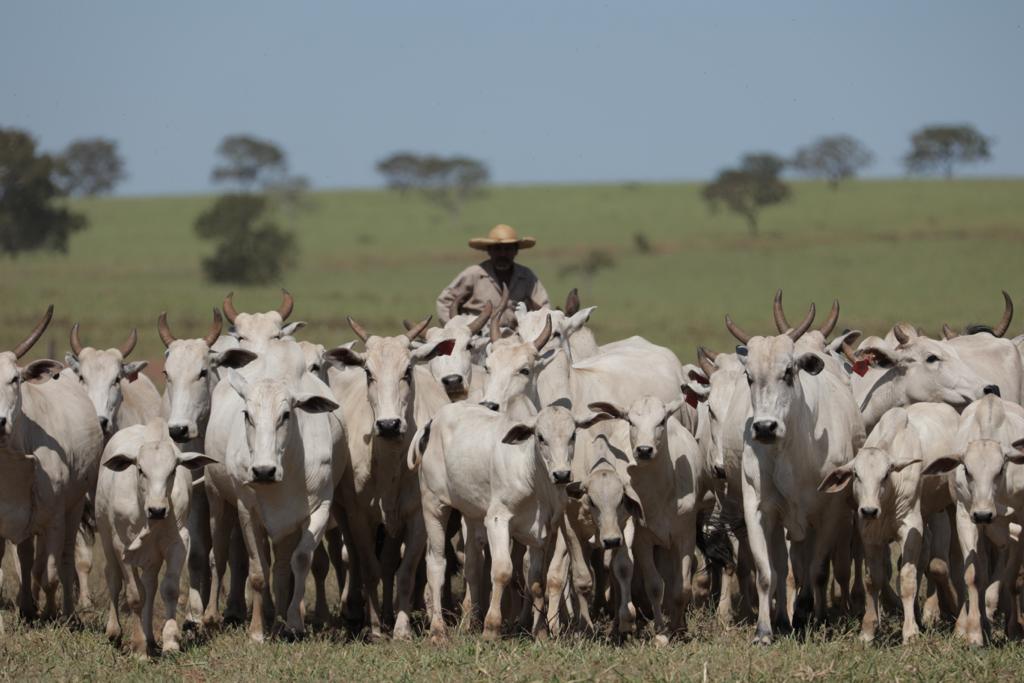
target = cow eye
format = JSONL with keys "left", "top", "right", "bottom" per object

{"left": 198, "top": 368, "right": 208, "bottom": 379}
{"left": 569, "top": 433, "right": 576, "bottom": 443}
{"left": 519, "top": 368, "right": 531, "bottom": 376}
{"left": 280, "top": 411, "right": 291, "bottom": 425}
{"left": 242, "top": 410, "right": 253, "bottom": 426}
{"left": 403, "top": 367, "right": 413, "bottom": 381}
{"left": 364, "top": 369, "right": 375, "bottom": 383}
{"left": 926, "top": 355, "right": 940, "bottom": 364}
{"left": 745, "top": 372, "right": 753, "bottom": 386}
{"left": 537, "top": 434, "right": 546, "bottom": 445}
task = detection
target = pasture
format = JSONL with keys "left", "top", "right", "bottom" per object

{"left": 2, "top": 178, "right": 1024, "bottom": 679}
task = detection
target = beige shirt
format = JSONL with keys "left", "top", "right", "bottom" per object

{"left": 436, "top": 261, "right": 550, "bottom": 324}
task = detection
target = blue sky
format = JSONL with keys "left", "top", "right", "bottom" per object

{"left": 3, "top": 1, "right": 1021, "bottom": 195}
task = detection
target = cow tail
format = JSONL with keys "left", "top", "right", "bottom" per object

{"left": 408, "top": 420, "right": 432, "bottom": 470}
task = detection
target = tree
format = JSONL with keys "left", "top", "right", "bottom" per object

{"left": 0, "top": 127, "right": 87, "bottom": 256}
{"left": 211, "top": 134, "right": 287, "bottom": 190}
{"left": 702, "top": 153, "right": 790, "bottom": 236}
{"left": 194, "top": 194, "right": 296, "bottom": 284}
{"left": 376, "top": 152, "right": 489, "bottom": 217}
{"left": 904, "top": 125, "right": 991, "bottom": 179}
{"left": 54, "top": 137, "right": 126, "bottom": 196}
{"left": 791, "top": 135, "right": 873, "bottom": 189}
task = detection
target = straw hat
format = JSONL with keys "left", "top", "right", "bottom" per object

{"left": 468, "top": 224, "right": 536, "bottom": 250}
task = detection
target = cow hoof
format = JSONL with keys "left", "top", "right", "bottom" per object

{"left": 482, "top": 626, "right": 501, "bottom": 642}
{"left": 859, "top": 632, "right": 875, "bottom": 644}
{"left": 902, "top": 631, "right": 919, "bottom": 645}
{"left": 429, "top": 631, "right": 449, "bottom": 646}
{"left": 162, "top": 640, "right": 181, "bottom": 655}
{"left": 653, "top": 634, "right": 670, "bottom": 648}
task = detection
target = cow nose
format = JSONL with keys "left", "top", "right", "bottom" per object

{"left": 146, "top": 506, "right": 167, "bottom": 520}
{"left": 99, "top": 416, "right": 110, "bottom": 433}
{"left": 752, "top": 420, "right": 778, "bottom": 441}
{"left": 441, "top": 375, "right": 464, "bottom": 388}
{"left": 375, "top": 419, "right": 401, "bottom": 436}
{"left": 602, "top": 537, "right": 622, "bottom": 549}
{"left": 635, "top": 446, "right": 654, "bottom": 460}
{"left": 972, "top": 510, "right": 995, "bottom": 524}
{"left": 168, "top": 425, "right": 190, "bottom": 443}
{"left": 552, "top": 470, "right": 570, "bottom": 484}
{"left": 859, "top": 506, "right": 880, "bottom": 519}
{"left": 712, "top": 465, "right": 726, "bottom": 480}
{"left": 479, "top": 401, "right": 499, "bottom": 412}
{"left": 0, "top": 417, "right": 7, "bottom": 432}
{"left": 251, "top": 465, "right": 277, "bottom": 482}
{"left": 983, "top": 385, "right": 1001, "bottom": 397}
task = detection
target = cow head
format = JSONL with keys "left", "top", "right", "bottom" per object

{"left": 222, "top": 289, "right": 305, "bottom": 353}
{"left": 726, "top": 302, "right": 823, "bottom": 444}
{"left": 480, "top": 314, "right": 555, "bottom": 412}
{"left": 297, "top": 340, "right": 332, "bottom": 383}
{"left": 695, "top": 348, "right": 748, "bottom": 479}
{"left": 417, "top": 303, "right": 493, "bottom": 400}
{"left": 66, "top": 324, "right": 148, "bottom": 437}
{"left": 0, "top": 306, "right": 62, "bottom": 440}
{"left": 566, "top": 458, "right": 644, "bottom": 550}
{"left": 587, "top": 396, "right": 684, "bottom": 462}
{"left": 501, "top": 405, "right": 610, "bottom": 485}
{"left": 159, "top": 309, "right": 257, "bottom": 443}
{"left": 226, "top": 369, "right": 339, "bottom": 484}
{"left": 103, "top": 418, "right": 217, "bottom": 519}
{"left": 513, "top": 301, "right": 597, "bottom": 358}
{"left": 325, "top": 317, "right": 454, "bottom": 438}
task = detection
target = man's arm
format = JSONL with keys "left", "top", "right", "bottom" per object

{"left": 436, "top": 268, "right": 475, "bottom": 324}
{"left": 530, "top": 277, "right": 551, "bottom": 311}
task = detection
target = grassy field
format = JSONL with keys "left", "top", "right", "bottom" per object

{"left": 2, "top": 178, "right": 1024, "bottom": 678}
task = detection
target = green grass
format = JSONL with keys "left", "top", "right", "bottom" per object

{"left": 2, "top": 179, "right": 1023, "bottom": 369}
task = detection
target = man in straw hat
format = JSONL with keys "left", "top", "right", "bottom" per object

{"left": 436, "top": 224, "right": 550, "bottom": 325}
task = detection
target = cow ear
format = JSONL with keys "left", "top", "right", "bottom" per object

{"left": 663, "top": 398, "right": 685, "bottom": 418}
{"left": 890, "top": 458, "right": 922, "bottom": 473}
{"left": 103, "top": 453, "right": 136, "bottom": 472}
{"left": 922, "top": 455, "right": 961, "bottom": 476}
{"left": 796, "top": 353, "right": 824, "bottom": 376}
{"left": 587, "top": 402, "right": 625, "bottom": 420}
{"left": 1005, "top": 452, "right": 1024, "bottom": 466}
{"left": 123, "top": 360, "right": 148, "bottom": 382}
{"left": 565, "top": 481, "right": 586, "bottom": 499}
{"left": 411, "top": 338, "right": 456, "bottom": 361}
{"left": 214, "top": 348, "right": 258, "bottom": 369}
{"left": 502, "top": 423, "right": 535, "bottom": 445}
{"left": 177, "top": 452, "right": 219, "bottom": 470}
{"left": 64, "top": 353, "right": 80, "bottom": 373}
{"left": 862, "top": 346, "right": 897, "bottom": 368}
{"left": 281, "top": 321, "right": 306, "bottom": 337}
{"left": 227, "top": 369, "right": 250, "bottom": 399}
{"left": 564, "top": 307, "right": 597, "bottom": 335}
{"left": 817, "top": 466, "right": 853, "bottom": 493}
{"left": 21, "top": 359, "right": 64, "bottom": 383}
{"left": 294, "top": 393, "right": 340, "bottom": 414}
{"left": 1013, "top": 438, "right": 1024, "bottom": 452}
{"left": 576, "top": 411, "right": 615, "bottom": 429}
{"left": 324, "top": 346, "right": 365, "bottom": 367}
{"left": 623, "top": 484, "right": 645, "bottom": 522}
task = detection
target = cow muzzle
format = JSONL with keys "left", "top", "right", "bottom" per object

{"left": 602, "top": 537, "right": 622, "bottom": 550}
{"left": 251, "top": 465, "right": 278, "bottom": 483}
{"left": 635, "top": 446, "right": 654, "bottom": 461}
{"left": 99, "top": 416, "right": 112, "bottom": 435}
{"left": 972, "top": 509, "right": 995, "bottom": 524}
{"left": 375, "top": 418, "right": 403, "bottom": 438}
{"left": 752, "top": 419, "right": 779, "bottom": 443}
{"left": 168, "top": 423, "right": 191, "bottom": 443}
{"left": 858, "top": 506, "right": 880, "bottom": 520}
{"left": 551, "top": 469, "right": 570, "bottom": 484}
{"left": 983, "top": 384, "right": 1001, "bottom": 397}
{"left": 146, "top": 506, "right": 168, "bottom": 520}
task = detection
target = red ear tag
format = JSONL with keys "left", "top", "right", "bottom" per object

{"left": 127, "top": 371, "right": 140, "bottom": 382}
{"left": 851, "top": 360, "right": 870, "bottom": 377}
{"left": 685, "top": 391, "right": 699, "bottom": 408}
{"left": 435, "top": 339, "right": 456, "bottom": 357}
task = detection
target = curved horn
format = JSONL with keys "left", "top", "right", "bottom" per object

{"left": 496, "top": 284, "right": 510, "bottom": 317}
{"left": 204, "top": 308, "right": 223, "bottom": 348}
{"left": 157, "top": 312, "right": 176, "bottom": 347}
{"left": 12, "top": 305, "right": 54, "bottom": 360}
{"left": 448, "top": 291, "right": 471, "bottom": 322}
{"left": 277, "top": 288, "right": 294, "bottom": 321}
{"left": 70, "top": 323, "right": 85, "bottom": 356}
{"left": 893, "top": 324, "right": 911, "bottom": 346}
{"left": 697, "top": 346, "right": 716, "bottom": 378}
{"left": 565, "top": 288, "right": 580, "bottom": 316}
{"left": 772, "top": 289, "right": 790, "bottom": 334}
{"left": 993, "top": 290, "right": 1013, "bottom": 337}
{"left": 401, "top": 320, "right": 426, "bottom": 341}
{"left": 532, "top": 314, "right": 553, "bottom": 352}
{"left": 347, "top": 317, "right": 369, "bottom": 343}
{"left": 223, "top": 292, "right": 239, "bottom": 323}
{"left": 490, "top": 312, "right": 503, "bottom": 344}
{"left": 819, "top": 299, "right": 840, "bottom": 338}
{"left": 941, "top": 323, "right": 959, "bottom": 340}
{"left": 467, "top": 302, "right": 493, "bottom": 335}
{"left": 118, "top": 329, "right": 138, "bottom": 358}
{"left": 841, "top": 340, "right": 859, "bottom": 365}
{"left": 405, "top": 316, "right": 432, "bottom": 341}
{"left": 725, "top": 314, "right": 751, "bottom": 345}
{"left": 787, "top": 303, "right": 816, "bottom": 341}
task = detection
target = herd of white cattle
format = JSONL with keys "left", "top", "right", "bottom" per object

{"left": 2, "top": 287, "right": 1024, "bottom": 656}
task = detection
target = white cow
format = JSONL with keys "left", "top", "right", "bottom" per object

{"left": 96, "top": 418, "right": 215, "bottom": 656}
{"left": 0, "top": 307, "right": 103, "bottom": 628}
{"left": 221, "top": 289, "right": 306, "bottom": 352}
{"left": 413, "top": 303, "right": 492, "bottom": 401}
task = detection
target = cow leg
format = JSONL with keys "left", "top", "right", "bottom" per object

{"left": 161, "top": 532, "right": 189, "bottom": 653}
{"left": 831, "top": 512, "right": 854, "bottom": 615}
{"left": 325, "top": 525, "right": 346, "bottom": 603}
{"left": 187, "top": 481, "right": 211, "bottom": 625}
{"left": 860, "top": 540, "right": 885, "bottom": 643}
{"left": 742, "top": 474, "right": 778, "bottom": 645}
{"left": 564, "top": 520, "right": 596, "bottom": 632}
{"left": 337, "top": 512, "right": 364, "bottom": 626}
{"left": 460, "top": 518, "right": 485, "bottom": 630}
{"left": 101, "top": 537, "right": 122, "bottom": 642}
{"left": 526, "top": 543, "right": 550, "bottom": 640}
{"left": 983, "top": 527, "right": 1008, "bottom": 626}
{"left": 544, "top": 527, "right": 571, "bottom": 637}
{"left": 60, "top": 504, "right": 86, "bottom": 620}
{"left": 36, "top": 511, "right": 65, "bottom": 619}
{"left": 16, "top": 538, "right": 37, "bottom": 621}
{"left": 125, "top": 566, "right": 147, "bottom": 656}
{"left": 137, "top": 566, "right": 159, "bottom": 657}
{"left": 237, "top": 505, "right": 273, "bottom": 642}
{"left": 310, "top": 543, "right": 331, "bottom": 627}
{"left": 897, "top": 516, "right": 923, "bottom": 644}
{"left": 634, "top": 537, "right": 666, "bottom": 643}
{"left": 610, "top": 544, "right": 636, "bottom": 639}
{"left": 226, "top": 516, "right": 250, "bottom": 624}
{"left": 483, "top": 515, "right": 512, "bottom": 641}
{"left": 422, "top": 493, "right": 451, "bottom": 643}
{"left": 285, "top": 503, "right": 332, "bottom": 637}
{"left": 677, "top": 530, "right": 697, "bottom": 635}
{"left": 203, "top": 486, "right": 230, "bottom": 626}
{"left": 270, "top": 532, "right": 299, "bottom": 637}
{"left": 344, "top": 506, "right": 386, "bottom": 641}
{"left": 955, "top": 504, "right": 985, "bottom": 646}
{"left": 394, "top": 512, "right": 426, "bottom": 641}
{"left": 1005, "top": 539, "right": 1024, "bottom": 640}
{"left": 924, "top": 510, "right": 958, "bottom": 626}
{"left": 849, "top": 529, "right": 865, "bottom": 615}
{"left": 379, "top": 533, "right": 400, "bottom": 629}
{"left": 74, "top": 522, "right": 94, "bottom": 610}
{"left": 807, "top": 508, "right": 843, "bottom": 625}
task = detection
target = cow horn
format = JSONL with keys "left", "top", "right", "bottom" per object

{"left": 204, "top": 308, "right": 223, "bottom": 348}
{"left": 70, "top": 323, "right": 85, "bottom": 356}
{"left": 496, "top": 284, "right": 510, "bottom": 316}
{"left": 697, "top": 346, "right": 716, "bottom": 378}
{"left": 565, "top": 288, "right": 580, "bottom": 316}
{"left": 490, "top": 312, "right": 502, "bottom": 344}
{"left": 787, "top": 303, "right": 816, "bottom": 341}
{"left": 772, "top": 289, "right": 790, "bottom": 334}
{"left": 467, "top": 302, "right": 493, "bottom": 335}
{"left": 533, "top": 314, "right": 553, "bottom": 352}
{"left": 277, "top": 289, "right": 294, "bottom": 321}
{"left": 993, "top": 290, "right": 1013, "bottom": 337}
{"left": 157, "top": 312, "right": 176, "bottom": 347}
{"left": 893, "top": 324, "right": 911, "bottom": 346}
{"left": 405, "top": 316, "right": 432, "bottom": 341}
{"left": 401, "top": 320, "right": 426, "bottom": 341}
{"left": 725, "top": 314, "right": 751, "bottom": 345}
{"left": 841, "top": 340, "right": 859, "bottom": 365}
{"left": 819, "top": 299, "right": 840, "bottom": 338}
{"left": 347, "top": 317, "right": 370, "bottom": 343}
{"left": 119, "top": 329, "right": 138, "bottom": 358}
{"left": 12, "top": 305, "right": 54, "bottom": 360}
{"left": 449, "top": 291, "right": 471, "bottom": 321}
{"left": 223, "top": 292, "right": 239, "bottom": 323}
{"left": 941, "top": 323, "right": 959, "bottom": 340}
